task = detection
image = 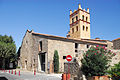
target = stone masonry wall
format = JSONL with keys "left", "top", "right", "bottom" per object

{"left": 48, "top": 39, "right": 75, "bottom": 72}
{"left": 32, "top": 34, "right": 48, "bottom": 73}
{"left": 113, "top": 39, "right": 120, "bottom": 49}
{"left": 110, "top": 49, "right": 120, "bottom": 66}
{"left": 20, "top": 31, "right": 34, "bottom": 71}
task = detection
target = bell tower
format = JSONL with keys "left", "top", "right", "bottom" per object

{"left": 67, "top": 4, "right": 90, "bottom": 39}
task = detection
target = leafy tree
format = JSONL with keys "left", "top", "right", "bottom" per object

{"left": 17, "top": 46, "right": 21, "bottom": 59}
{"left": 0, "top": 35, "right": 16, "bottom": 69}
{"left": 53, "top": 50, "right": 59, "bottom": 73}
{"left": 81, "top": 45, "right": 115, "bottom": 78}
{"left": 107, "top": 62, "right": 120, "bottom": 80}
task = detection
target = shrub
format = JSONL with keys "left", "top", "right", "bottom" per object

{"left": 16, "top": 66, "right": 20, "bottom": 69}
{"left": 53, "top": 50, "right": 59, "bottom": 73}
{"left": 81, "top": 45, "right": 115, "bottom": 78}
{"left": 107, "top": 62, "right": 120, "bottom": 80}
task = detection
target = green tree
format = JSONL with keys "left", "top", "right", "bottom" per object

{"left": 53, "top": 50, "right": 59, "bottom": 73}
{"left": 81, "top": 45, "right": 115, "bottom": 78}
{"left": 17, "top": 46, "right": 21, "bottom": 59}
{"left": 0, "top": 35, "right": 16, "bottom": 69}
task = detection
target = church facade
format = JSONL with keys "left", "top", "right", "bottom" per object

{"left": 19, "top": 4, "right": 120, "bottom": 73}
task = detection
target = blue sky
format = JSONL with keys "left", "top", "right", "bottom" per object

{"left": 0, "top": 0, "right": 120, "bottom": 50}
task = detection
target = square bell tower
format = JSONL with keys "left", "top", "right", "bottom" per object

{"left": 67, "top": 4, "right": 90, "bottom": 39}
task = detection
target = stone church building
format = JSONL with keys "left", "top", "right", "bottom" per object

{"left": 19, "top": 4, "right": 120, "bottom": 73}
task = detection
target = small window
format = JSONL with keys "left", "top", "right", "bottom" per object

{"left": 26, "top": 40, "right": 28, "bottom": 44}
{"left": 75, "top": 50, "right": 78, "bottom": 52}
{"left": 76, "top": 16, "right": 78, "bottom": 21}
{"left": 63, "top": 56, "right": 66, "bottom": 59}
{"left": 86, "top": 17, "right": 88, "bottom": 22}
{"left": 83, "top": 26, "right": 85, "bottom": 31}
{"left": 86, "top": 27, "right": 88, "bottom": 31}
{"left": 72, "top": 28, "right": 74, "bottom": 33}
{"left": 75, "top": 43, "right": 78, "bottom": 48}
{"left": 87, "top": 45, "right": 89, "bottom": 48}
{"left": 82, "top": 15, "right": 84, "bottom": 20}
{"left": 75, "top": 54, "right": 78, "bottom": 57}
{"left": 40, "top": 41, "right": 42, "bottom": 51}
{"left": 72, "top": 18, "right": 74, "bottom": 23}
{"left": 34, "top": 59, "right": 35, "bottom": 62}
{"left": 76, "top": 26, "right": 78, "bottom": 31}
{"left": 25, "top": 60, "right": 27, "bottom": 65}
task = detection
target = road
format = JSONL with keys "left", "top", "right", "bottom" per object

{"left": 0, "top": 70, "right": 62, "bottom": 80}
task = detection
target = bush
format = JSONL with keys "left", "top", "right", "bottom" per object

{"left": 81, "top": 45, "right": 115, "bottom": 78}
{"left": 53, "top": 50, "right": 59, "bottom": 73}
{"left": 16, "top": 66, "right": 20, "bottom": 69}
{"left": 107, "top": 62, "right": 120, "bottom": 80}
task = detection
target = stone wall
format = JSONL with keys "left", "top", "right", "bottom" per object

{"left": 107, "top": 41, "right": 113, "bottom": 49}
{"left": 110, "top": 49, "right": 120, "bottom": 66}
{"left": 64, "top": 62, "right": 79, "bottom": 75}
{"left": 48, "top": 39, "right": 75, "bottom": 72}
{"left": 20, "top": 31, "right": 34, "bottom": 71}
{"left": 20, "top": 31, "right": 49, "bottom": 72}
{"left": 32, "top": 34, "right": 48, "bottom": 73}
{"left": 64, "top": 60, "right": 85, "bottom": 80}
{"left": 113, "top": 39, "right": 120, "bottom": 49}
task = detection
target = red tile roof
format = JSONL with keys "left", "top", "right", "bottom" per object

{"left": 113, "top": 38, "right": 120, "bottom": 41}
{"left": 81, "top": 38, "right": 108, "bottom": 42}
{"left": 27, "top": 30, "right": 107, "bottom": 45}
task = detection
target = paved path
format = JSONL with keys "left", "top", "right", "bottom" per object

{"left": 0, "top": 70, "right": 62, "bottom": 80}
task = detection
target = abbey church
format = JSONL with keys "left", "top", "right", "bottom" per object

{"left": 19, "top": 4, "right": 120, "bottom": 73}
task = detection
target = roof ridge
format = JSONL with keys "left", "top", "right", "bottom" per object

{"left": 32, "top": 31, "right": 107, "bottom": 45}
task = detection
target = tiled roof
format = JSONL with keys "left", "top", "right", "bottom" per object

{"left": 27, "top": 30, "right": 107, "bottom": 45}
{"left": 81, "top": 38, "right": 109, "bottom": 42}
{"left": 113, "top": 38, "right": 120, "bottom": 41}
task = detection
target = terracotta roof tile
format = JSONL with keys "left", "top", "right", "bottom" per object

{"left": 113, "top": 38, "right": 120, "bottom": 41}
{"left": 29, "top": 30, "right": 107, "bottom": 45}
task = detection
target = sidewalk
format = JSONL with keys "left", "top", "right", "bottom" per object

{"left": 15, "top": 69, "right": 62, "bottom": 78}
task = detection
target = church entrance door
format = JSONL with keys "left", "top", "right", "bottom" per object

{"left": 40, "top": 53, "right": 45, "bottom": 72}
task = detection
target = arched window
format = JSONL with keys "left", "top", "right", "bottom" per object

{"left": 86, "top": 17, "right": 88, "bottom": 22}
{"left": 76, "top": 26, "right": 78, "bottom": 31}
{"left": 86, "top": 27, "right": 88, "bottom": 31}
{"left": 76, "top": 16, "right": 78, "bottom": 21}
{"left": 82, "top": 15, "right": 84, "bottom": 20}
{"left": 83, "top": 26, "right": 85, "bottom": 31}
{"left": 72, "top": 28, "right": 74, "bottom": 33}
{"left": 72, "top": 18, "right": 74, "bottom": 23}
{"left": 39, "top": 41, "right": 42, "bottom": 51}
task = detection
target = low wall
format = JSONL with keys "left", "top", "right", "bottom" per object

{"left": 64, "top": 61, "right": 84, "bottom": 80}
